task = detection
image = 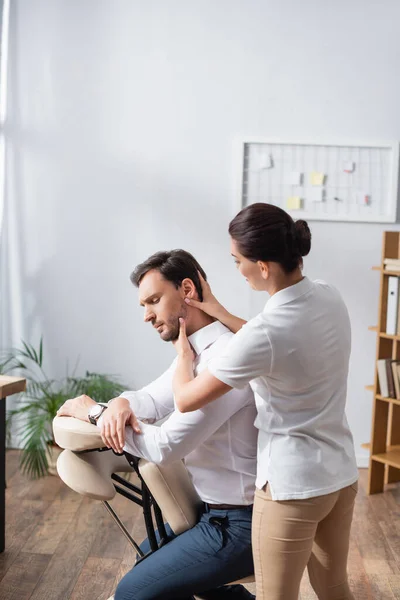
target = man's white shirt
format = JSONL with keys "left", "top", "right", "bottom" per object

{"left": 104, "top": 321, "right": 257, "bottom": 505}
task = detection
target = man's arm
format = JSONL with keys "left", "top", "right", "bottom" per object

{"left": 57, "top": 359, "right": 178, "bottom": 453}
{"left": 120, "top": 386, "right": 252, "bottom": 465}
{"left": 116, "top": 358, "right": 178, "bottom": 423}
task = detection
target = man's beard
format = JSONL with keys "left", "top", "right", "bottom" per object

{"left": 158, "top": 303, "right": 188, "bottom": 342}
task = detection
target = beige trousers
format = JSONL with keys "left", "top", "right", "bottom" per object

{"left": 252, "top": 482, "right": 358, "bottom": 600}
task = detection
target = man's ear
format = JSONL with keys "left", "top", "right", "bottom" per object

{"left": 258, "top": 261, "right": 269, "bottom": 280}
{"left": 181, "top": 278, "right": 197, "bottom": 299}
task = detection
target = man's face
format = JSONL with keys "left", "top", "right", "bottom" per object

{"left": 138, "top": 270, "right": 188, "bottom": 342}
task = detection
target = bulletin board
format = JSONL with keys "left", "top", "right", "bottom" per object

{"left": 236, "top": 139, "right": 400, "bottom": 222}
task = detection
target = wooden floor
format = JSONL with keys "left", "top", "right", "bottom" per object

{"left": 1, "top": 451, "right": 400, "bottom": 600}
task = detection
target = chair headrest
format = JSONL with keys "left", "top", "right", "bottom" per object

{"left": 53, "top": 416, "right": 104, "bottom": 451}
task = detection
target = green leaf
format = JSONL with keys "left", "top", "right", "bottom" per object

{"left": 4, "top": 336, "right": 129, "bottom": 477}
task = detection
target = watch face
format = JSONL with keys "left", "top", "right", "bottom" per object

{"left": 89, "top": 404, "right": 103, "bottom": 419}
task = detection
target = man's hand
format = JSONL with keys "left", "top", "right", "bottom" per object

{"left": 57, "top": 394, "right": 96, "bottom": 422}
{"left": 100, "top": 396, "right": 141, "bottom": 454}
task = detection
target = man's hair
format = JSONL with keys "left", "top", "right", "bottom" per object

{"left": 131, "top": 249, "right": 207, "bottom": 301}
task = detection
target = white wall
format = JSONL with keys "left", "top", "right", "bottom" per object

{"left": 3, "top": 0, "right": 400, "bottom": 464}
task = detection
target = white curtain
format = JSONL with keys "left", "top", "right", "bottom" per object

{"left": 0, "top": 0, "right": 24, "bottom": 360}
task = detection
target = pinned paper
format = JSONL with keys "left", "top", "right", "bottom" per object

{"left": 260, "top": 154, "right": 273, "bottom": 169}
{"left": 288, "top": 171, "right": 303, "bottom": 185}
{"left": 287, "top": 196, "right": 302, "bottom": 210}
{"left": 343, "top": 161, "right": 355, "bottom": 173}
{"left": 355, "top": 192, "right": 370, "bottom": 206}
{"left": 310, "top": 172, "right": 325, "bottom": 186}
{"left": 310, "top": 188, "right": 324, "bottom": 203}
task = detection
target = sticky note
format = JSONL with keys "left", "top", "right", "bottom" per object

{"left": 288, "top": 171, "right": 303, "bottom": 185}
{"left": 355, "top": 192, "right": 370, "bottom": 206}
{"left": 310, "top": 188, "right": 324, "bottom": 202}
{"left": 343, "top": 161, "right": 355, "bottom": 173}
{"left": 310, "top": 172, "right": 325, "bottom": 186}
{"left": 287, "top": 196, "right": 302, "bottom": 210}
{"left": 260, "top": 154, "right": 273, "bottom": 169}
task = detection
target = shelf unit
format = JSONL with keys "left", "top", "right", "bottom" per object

{"left": 368, "top": 231, "right": 400, "bottom": 494}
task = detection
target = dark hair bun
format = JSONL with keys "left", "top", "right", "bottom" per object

{"left": 294, "top": 220, "right": 311, "bottom": 257}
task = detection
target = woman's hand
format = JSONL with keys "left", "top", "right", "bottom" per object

{"left": 100, "top": 397, "right": 141, "bottom": 454}
{"left": 173, "top": 318, "right": 195, "bottom": 360}
{"left": 173, "top": 318, "right": 196, "bottom": 400}
{"left": 184, "top": 272, "right": 225, "bottom": 319}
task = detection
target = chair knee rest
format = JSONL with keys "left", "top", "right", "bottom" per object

{"left": 138, "top": 459, "right": 202, "bottom": 535}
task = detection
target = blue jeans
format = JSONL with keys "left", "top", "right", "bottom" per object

{"left": 115, "top": 504, "right": 254, "bottom": 600}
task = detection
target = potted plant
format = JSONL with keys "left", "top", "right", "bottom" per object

{"left": 3, "top": 338, "right": 128, "bottom": 478}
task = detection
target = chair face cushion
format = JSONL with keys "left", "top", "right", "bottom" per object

{"left": 57, "top": 449, "right": 134, "bottom": 500}
{"left": 53, "top": 416, "right": 105, "bottom": 451}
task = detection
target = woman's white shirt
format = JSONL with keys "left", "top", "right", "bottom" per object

{"left": 208, "top": 276, "right": 358, "bottom": 501}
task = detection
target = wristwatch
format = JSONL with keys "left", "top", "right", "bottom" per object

{"left": 88, "top": 403, "right": 108, "bottom": 425}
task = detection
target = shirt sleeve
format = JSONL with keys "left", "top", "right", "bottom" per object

{"left": 117, "top": 358, "right": 177, "bottom": 423}
{"left": 122, "top": 385, "right": 253, "bottom": 464}
{"left": 208, "top": 316, "right": 272, "bottom": 389}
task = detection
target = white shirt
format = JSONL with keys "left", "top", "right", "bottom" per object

{"left": 208, "top": 277, "right": 358, "bottom": 501}
{"left": 114, "top": 321, "right": 257, "bottom": 505}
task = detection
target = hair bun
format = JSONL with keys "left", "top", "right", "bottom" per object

{"left": 294, "top": 220, "right": 311, "bottom": 257}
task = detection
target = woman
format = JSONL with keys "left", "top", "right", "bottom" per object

{"left": 173, "top": 203, "right": 358, "bottom": 600}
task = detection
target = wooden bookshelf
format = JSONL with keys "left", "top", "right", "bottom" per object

{"left": 367, "top": 231, "right": 400, "bottom": 493}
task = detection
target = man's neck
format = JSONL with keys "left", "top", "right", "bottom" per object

{"left": 186, "top": 313, "right": 216, "bottom": 337}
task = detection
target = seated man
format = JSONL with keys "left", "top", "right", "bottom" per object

{"left": 58, "top": 249, "right": 257, "bottom": 600}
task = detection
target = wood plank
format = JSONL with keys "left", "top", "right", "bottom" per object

{"left": 0, "top": 552, "right": 51, "bottom": 600}
{"left": 364, "top": 574, "right": 397, "bottom": 599}
{"left": 88, "top": 490, "right": 140, "bottom": 560}
{"left": 0, "top": 475, "right": 62, "bottom": 579}
{"left": 22, "top": 481, "right": 83, "bottom": 554}
{"left": 369, "top": 397, "right": 390, "bottom": 494}
{"left": 28, "top": 497, "right": 106, "bottom": 600}
{"left": 352, "top": 472, "right": 398, "bottom": 575}
{"left": 346, "top": 543, "right": 373, "bottom": 599}
{"left": 373, "top": 450, "right": 400, "bottom": 469}
{"left": 0, "top": 377, "right": 26, "bottom": 398}
{"left": 5, "top": 450, "right": 20, "bottom": 482}
{"left": 376, "top": 396, "right": 400, "bottom": 406}
{"left": 367, "top": 485, "right": 400, "bottom": 566}
{"left": 387, "top": 404, "right": 400, "bottom": 483}
{"left": 70, "top": 557, "right": 119, "bottom": 600}
{"left": 111, "top": 503, "right": 148, "bottom": 590}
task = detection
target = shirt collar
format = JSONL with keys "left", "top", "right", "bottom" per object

{"left": 264, "top": 276, "right": 313, "bottom": 312}
{"left": 188, "top": 321, "right": 231, "bottom": 356}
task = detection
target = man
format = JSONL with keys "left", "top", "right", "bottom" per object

{"left": 58, "top": 250, "right": 257, "bottom": 600}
